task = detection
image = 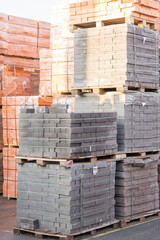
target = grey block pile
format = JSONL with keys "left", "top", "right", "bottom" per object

{"left": 158, "top": 161, "right": 160, "bottom": 208}
{"left": 74, "top": 23, "right": 159, "bottom": 88}
{"left": 73, "top": 92, "right": 160, "bottom": 152}
{"left": 16, "top": 161, "right": 116, "bottom": 234}
{"left": 18, "top": 104, "right": 117, "bottom": 158}
{"left": 115, "top": 155, "right": 159, "bottom": 220}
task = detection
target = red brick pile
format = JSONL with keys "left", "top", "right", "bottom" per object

{"left": 0, "top": 13, "right": 51, "bottom": 197}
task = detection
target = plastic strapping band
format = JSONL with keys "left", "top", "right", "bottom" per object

{"left": 80, "top": 166, "right": 83, "bottom": 232}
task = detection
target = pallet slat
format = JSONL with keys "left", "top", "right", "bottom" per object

{"left": 13, "top": 220, "right": 119, "bottom": 239}
{"left": 15, "top": 150, "right": 160, "bottom": 167}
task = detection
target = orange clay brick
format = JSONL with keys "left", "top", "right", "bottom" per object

{"left": 1, "top": 66, "right": 40, "bottom": 97}
{"left": 2, "top": 96, "right": 53, "bottom": 147}
{"left": 3, "top": 179, "right": 17, "bottom": 198}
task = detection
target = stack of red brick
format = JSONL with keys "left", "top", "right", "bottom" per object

{"left": 39, "top": 41, "right": 74, "bottom": 96}
{"left": 0, "top": 13, "right": 51, "bottom": 198}
{"left": 1, "top": 66, "right": 40, "bottom": 97}
{"left": 39, "top": 49, "right": 52, "bottom": 96}
{"left": 69, "top": 0, "right": 159, "bottom": 26}
{"left": 70, "top": 0, "right": 160, "bottom": 43}
{"left": 0, "top": 13, "right": 50, "bottom": 58}
{"left": 39, "top": 3, "right": 74, "bottom": 96}
{"left": 2, "top": 96, "right": 53, "bottom": 198}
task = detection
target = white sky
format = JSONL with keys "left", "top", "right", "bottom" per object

{"left": 1, "top": 0, "right": 63, "bottom": 22}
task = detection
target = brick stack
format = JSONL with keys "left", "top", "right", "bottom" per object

{"left": 0, "top": 152, "right": 2, "bottom": 194}
{"left": 74, "top": 24, "right": 159, "bottom": 88}
{"left": 16, "top": 161, "right": 116, "bottom": 234}
{"left": 0, "top": 72, "right": 2, "bottom": 193}
{"left": 39, "top": 1, "right": 74, "bottom": 97}
{"left": 158, "top": 161, "right": 160, "bottom": 208}
{"left": 0, "top": 13, "right": 51, "bottom": 198}
{"left": 38, "top": 21, "right": 51, "bottom": 56}
{"left": 69, "top": 0, "right": 159, "bottom": 33}
{"left": 0, "top": 14, "right": 50, "bottom": 58}
{"left": 3, "top": 148, "right": 18, "bottom": 198}
{"left": 51, "top": 38, "right": 74, "bottom": 94}
{"left": 2, "top": 96, "right": 53, "bottom": 198}
{"left": 0, "top": 13, "right": 51, "bottom": 98}
{"left": 69, "top": 0, "right": 160, "bottom": 223}
{"left": 0, "top": 55, "right": 39, "bottom": 69}
{"left": 1, "top": 66, "right": 40, "bottom": 97}
{"left": 52, "top": 92, "right": 160, "bottom": 152}
{"left": 39, "top": 49, "right": 52, "bottom": 96}
{"left": 115, "top": 155, "right": 159, "bottom": 220}
{"left": 18, "top": 104, "right": 117, "bottom": 158}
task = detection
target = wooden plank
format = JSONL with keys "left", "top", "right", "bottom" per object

{"left": 71, "top": 85, "right": 159, "bottom": 95}
{"left": 119, "top": 210, "right": 160, "bottom": 228}
{"left": 70, "top": 16, "right": 158, "bottom": 31}
{"left": 13, "top": 220, "right": 119, "bottom": 239}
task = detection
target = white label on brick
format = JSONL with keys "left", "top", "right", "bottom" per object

{"left": 93, "top": 166, "right": 98, "bottom": 176}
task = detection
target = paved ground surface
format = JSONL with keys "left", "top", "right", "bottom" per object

{"left": 1, "top": 196, "right": 160, "bottom": 240}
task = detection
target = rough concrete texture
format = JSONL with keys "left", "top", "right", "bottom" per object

{"left": 158, "top": 160, "right": 160, "bottom": 208}
{"left": 115, "top": 155, "right": 159, "bottom": 220}
{"left": 74, "top": 92, "right": 160, "bottom": 152}
{"left": 1, "top": 196, "right": 160, "bottom": 240}
{"left": 16, "top": 161, "right": 116, "bottom": 234}
{"left": 53, "top": 92, "right": 160, "bottom": 152}
{"left": 74, "top": 24, "right": 159, "bottom": 88}
{"left": 18, "top": 104, "right": 117, "bottom": 158}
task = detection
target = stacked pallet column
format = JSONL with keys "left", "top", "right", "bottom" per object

{"left": 2, "top": 96, "right": 53, "bottom": 198}
{"left": 0, "top": 13, "right": 51, "bottom": 198}
{"left": 39, "top": 1, "right": 74, "bottom": 97}
{"left": 14, "top": 0, "right": 160, "bottom": 236}
{"left": 71, "top": 7, "right": 160, "bottom": 222}
{"left": 69, "top": 0, "right": 159, "bottom": 42}
{"left": 16, "top": 104, "right": 118, "bottom": 234}
{"left": 115, "top": 155, "right": 159, "bottom": 221}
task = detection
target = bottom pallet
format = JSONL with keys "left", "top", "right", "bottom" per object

{"left": 13, "top": 220, "right": 119, "bottom": 239}
{"left": 7, "top": 196, "right": 17, "bottom": 200}
{"left": 120, "top": 210, "right": 160, "bottom": 228}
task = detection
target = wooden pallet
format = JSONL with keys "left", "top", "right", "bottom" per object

{"left": 15, "top": 152, "right": 125, "bottom": 167}
{"left": 71, "top": 85, "right": 159, "bottom": 95}
{"left": 41, "top": 91, "right": 72, "bottom": 97}
{"left": 13, "top": 227, "right": 68, "bottom": 239}
{"left": 15, "top": 150, "right": 159, "bottom": 167}
{"left": 125, "top": 150, "right": 160, "bottom": 158}
{"left": 4, "top": 145, "right": 19, "bottom": 149}
{"left": 56, "top": 91, "right": 72, "bottom": 96}
{"left": 119, "top": 209, "right": 160, "bottom": 228}
{"left": 13, "top": 220, "right": 119, "bottom": 240}
{"left": 7, "top": 196, "right": 17, "bottom": 200}
{"left": 70, "top": 16, "right": 157, "bottom": 32}
{"left": 130, "top": 16, "right": 157, "bottom": 31}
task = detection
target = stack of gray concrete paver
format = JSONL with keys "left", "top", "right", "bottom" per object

{"left": 158, "top": 160, "right": 160, "bottom": 208}
{"left": 15, "top": 19, "right": 160, "bottom": 236}
{"left": 16, "top": 161, "right": 116, "bottom": 234}
{"left": 74, "top": 24, "right": 159, "bottom": 88}
{"left": 18, "top": 104, "right": 117, "bottom": 158}
{"left": 73, "top": 91, "right": 160, "bottom": 152}
{"left": 115, "top": 155, "right": 159, "bottom": 220}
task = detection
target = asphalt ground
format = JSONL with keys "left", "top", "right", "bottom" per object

{"left": 1, "top": 196, "right": 160, "bottom": 240}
